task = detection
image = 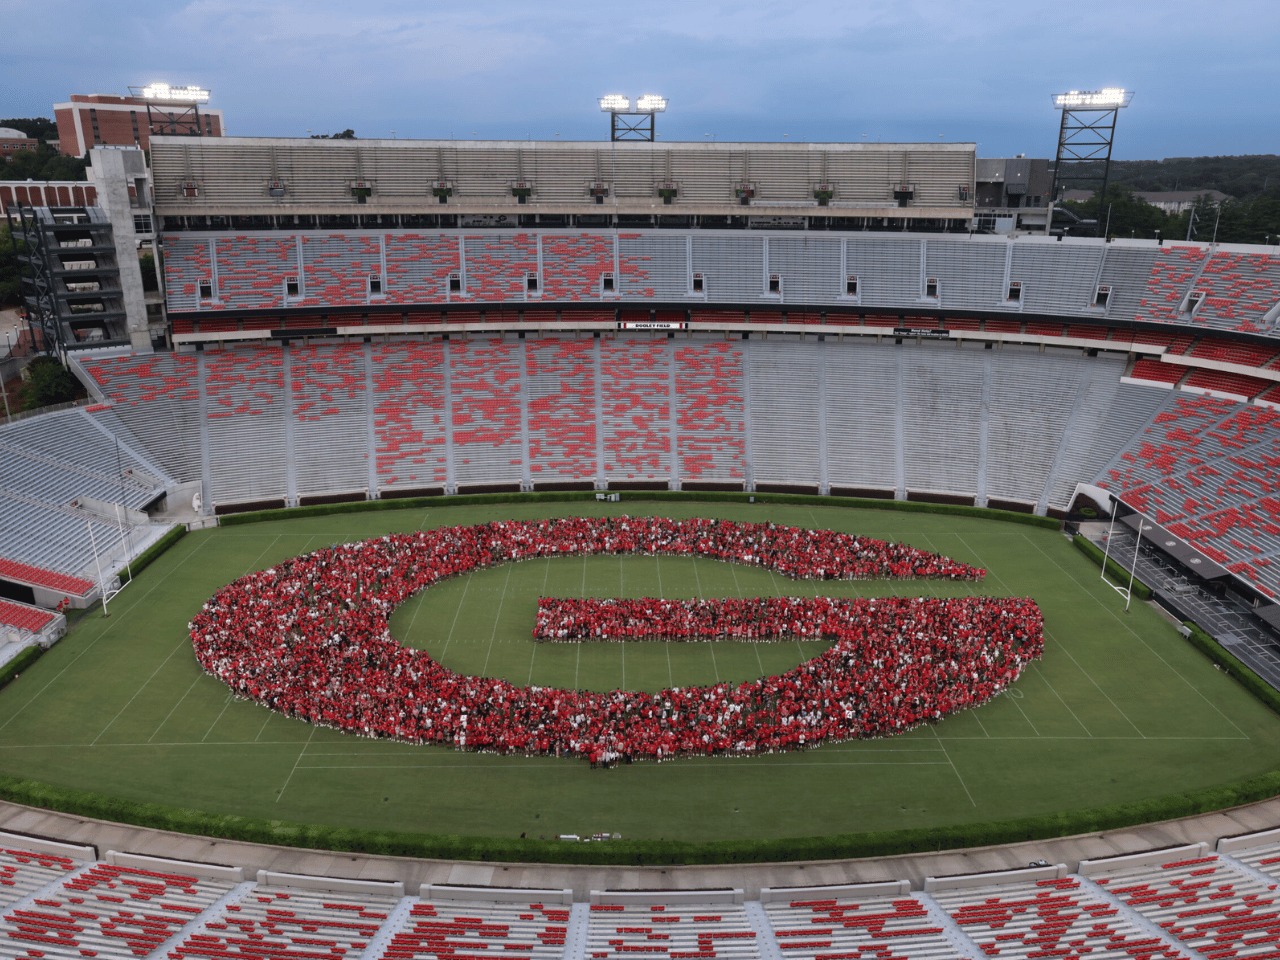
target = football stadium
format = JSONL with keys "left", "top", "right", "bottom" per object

{"left": 6, "top": 100, "right": 1280, "bottom": 958}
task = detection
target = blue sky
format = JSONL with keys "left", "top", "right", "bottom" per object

{"left": 2, "top": 0, "right": 1277, "bottom": 159}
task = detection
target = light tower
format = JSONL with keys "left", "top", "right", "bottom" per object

{"left": 128, "top": 82, "right": 212, "bottom": 139}
{"left": 1049, "top": 88, "right": 1133, "bottom": 236}
{"left": 599, "top": 95, "right": 668, "bottom": 142}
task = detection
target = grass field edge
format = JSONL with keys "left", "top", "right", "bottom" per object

{"left": 215, "top": 490, "right": 1063, "bottom": 531}
{"left": 1, "top": 761, "right": 1278, "bottom": 866}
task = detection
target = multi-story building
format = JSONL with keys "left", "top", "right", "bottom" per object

{"left": 0, "top": 127, "right": 39, "bottom": 161}
{"left": 54, "top": 94, "right": 226, "bottom": 157}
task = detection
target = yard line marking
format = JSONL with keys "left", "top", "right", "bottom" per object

{"left": 1030, "top": 660, "right": 1093, "bottom": 738}
{"left": 201, "top": 694, "right": 236, "bottom": 742}
{"left": 479, "top": 564, "right": 513, "bottom": 676}
{"left": 437, "top": 571, "right": 472, "bottom": 662}
{"left": 527, "top": 558, "right": 552, "bottom": 685}
{"left": 1045, "top": 627, "right": 1145, "bottom": 737}
{"left": 277, "top": 724, "right": 317, "bottom": 802}
{"left": 147, "top": 675, "right": 203, "bottom": 743}
{"left": 931, "top": 727, "right": 977, "bottom": 806}
{"left": 253, "top": 711, "right": 274, "bottom": 743}
{"left": 1020, "top": 532, "right": 1249, "bottom": 739}
{"left": 0, "top": 535, "right": 212, "bottom": 735}
{"left": 91, "top": 636, "right": 193, "bottom": 745}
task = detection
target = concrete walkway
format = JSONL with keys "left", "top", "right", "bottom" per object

{"left": 2, "top": 792, "right": 1279, "bottom": 900}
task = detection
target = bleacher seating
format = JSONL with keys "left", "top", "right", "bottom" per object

{"left": 1187, "top": 338, "right": 1280, "bottom": 368}
{"left": 170, "top": 884, "right": 393, "bottom": 960}
{"left": 79, "top": 354, "right": 201, "bottom": 483}
{"left": 205, "top": 345, "right": 288, "bottom": 504}
{"left": 932, "top": 876, "right": 1172, "bottom": 960}
{"left": 385, "top": 234, "right": 461, "bottom": 305}
{"left": 674, "top": 341, "right": 745, "bottom": 482}
{"left": 527, "top": 337, "right": 598, "bottom": 481}
{"left": 0, "top": 557, "right": 93, "bottom": 597}
{"left": 1100, "top": 396, "right": 1280, "bottom": 595}
{"left": 291, "top": 342, "right": 370, "bottom": 496}
{"left": 540, "top": 235, "right": 616, "bottom": 302}
{"left": 602, "top": 338, "right": 671, "bottom": 482}
{"left": 1138, "top": 245, "right": 1207, "bottom": 324}
{"left": 388, "top": 897, "right": 571, "bottom": 960}
{"left": 0, "top": 599, "right": 55, "bottom": 634}
{"left": 748, "top": 341, "right": 820, "bottom": 487}
{"left": 299, "top": 234, "right": 382, "bottom": 308}
{"left": 1182, "top": 368, "right": 1271, "bottom": 401}
{"left": 1093, "top": 853, "right": 1280, "bottom": 958}
{"left": 0, "top": 848, "right": 78, "bottom": 913}
{"left": 449, "top": 337, "right": 524, "bottom": 487}
{"left": 214, "top": 235, "right": 296, "bottom": 310}
{"left": 764, "top": 894, "right": 955, "bottom": 960}
{"left": 0, "top": 862, "right": 233, "bottom": 959}
{"left": 371, "top": 340, "right": 448, "bottom": 490}
{"left": 587, "top": 902, "right": 758, "bottom": 960}
{"left": 1194, "top": 249, "right": 1280, "bottom": 333}
{"left": 1127, "top": 359, "right": 1184, "bottom": 387}
{"left": 465, "top": 234, "right": 539, "bottom": 302}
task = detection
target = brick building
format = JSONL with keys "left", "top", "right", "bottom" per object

{"left": 54, "top": 94, "right": 226, "bottom": 156}
{"left": 0, "top": 127, "right": 39, "bottom": 160}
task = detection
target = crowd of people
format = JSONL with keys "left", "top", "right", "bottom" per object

{"left": 190, "top": 517, "right": 1039, "bottom": 763}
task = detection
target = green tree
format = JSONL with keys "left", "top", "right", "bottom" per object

{"left": 0, "top": 143, "right": 88, "bottom": 182}
{"left": 19, "top": 356, "right": 81, "bottom": 410}
{"left": 309, "top": 129, "right": 357, "bottom": 139}
{"left": 138, "top": 251, "right": 159, "bottom": 292}
{"left": 0, "top": 222, "right": 22, "bottom": 306}
{"left": 1059, "top": 183, "right": 1170, "bottom": 239}
{"left": 0, "top": 117, "right": 58, "bottom": 141}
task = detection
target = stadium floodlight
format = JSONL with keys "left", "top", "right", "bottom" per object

{"left": 1049, "top": 87, "right": 1134, "bottom": 237}
{"left": 599, "top": 94, "right": 667, "bottom": 141}
{"left": 634, "top": 95, "right": 668, "bottom": 113}
{"left": 134, "top": 82, "right": 211, "bottom": 103}
{"left": 1051, "top": 88, "right": 1132, "bottom": 109}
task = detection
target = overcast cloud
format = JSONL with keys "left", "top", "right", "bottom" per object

{"left": 2, "top": 0, "right": 1277, "bottom": 158}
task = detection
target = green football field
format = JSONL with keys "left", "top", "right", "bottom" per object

{"left": 2, "top": 497, "right": 1279, "bottom": 844}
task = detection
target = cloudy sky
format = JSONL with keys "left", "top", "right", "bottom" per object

{"left": 2, "top": 0, "right": 1277, "bottom": 159}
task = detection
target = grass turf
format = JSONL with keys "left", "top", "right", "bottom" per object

{"left": 1, "top": 498, "right": 1278, "bottom": 845}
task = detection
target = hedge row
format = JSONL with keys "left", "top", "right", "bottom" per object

{"left": 1, "top": 762, "right": 1279, "bottom": 865}
{"left": 1181, "top": 621, "right": 1280, "bottom": 717}
{"left": 118, "top": 525, "right": 187, "bottom": 585}
{"left": 1071, "top": 535, "right": 1154, "bottom": 602}
{"left": 218, "top": 489, "right": 1061, "bottom": 531}
{"left": 0, "top": 647, "right": 43, "bottom": 694}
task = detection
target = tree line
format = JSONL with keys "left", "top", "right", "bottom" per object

{"left": 1061, "top": 184, "right": 1280, "bottom": 245}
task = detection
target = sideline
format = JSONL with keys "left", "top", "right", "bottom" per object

{"left": 1, "top": 790, "right": 1278, "bottom": 899}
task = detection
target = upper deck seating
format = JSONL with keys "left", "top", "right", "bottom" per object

{"left": 464, "top": 234, "right": 539, "bottom": 302}
{"left": 542, "top": 235, "right": 616, "bottom": 301}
